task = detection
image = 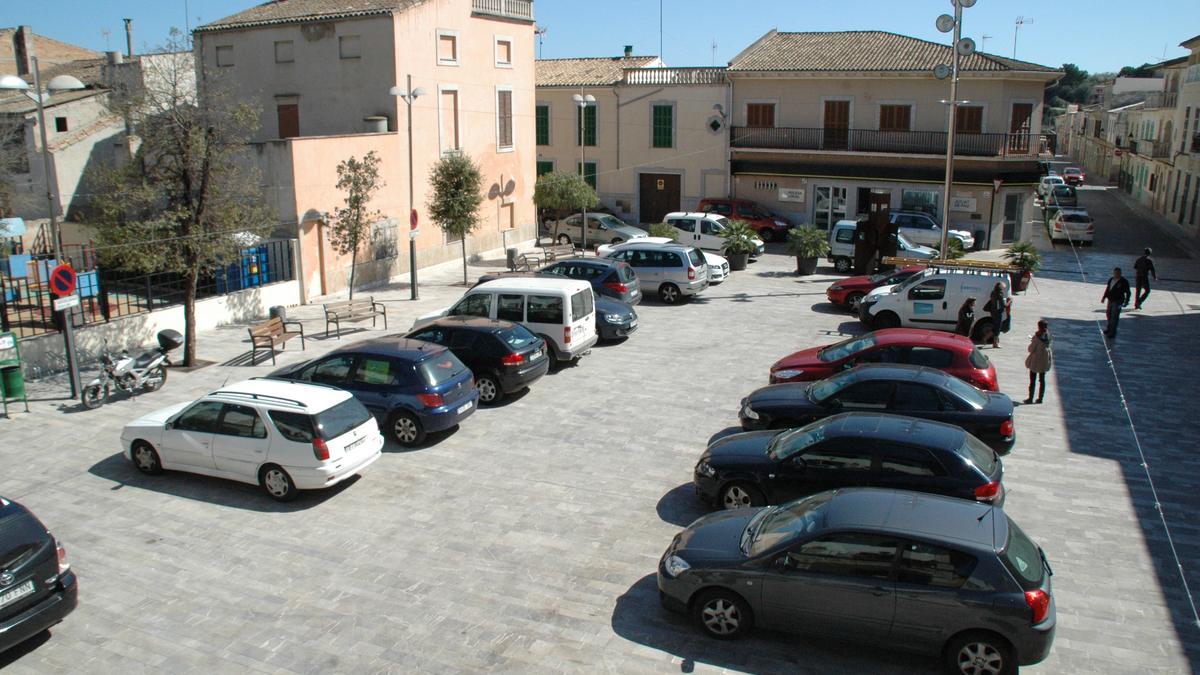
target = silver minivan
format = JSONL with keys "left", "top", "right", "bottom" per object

{"left": 604, "top": 242, "right": 709, "bottom": 304}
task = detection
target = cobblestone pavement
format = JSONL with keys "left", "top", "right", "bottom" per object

{"left": 2, "top": 220, "right": 1198, "bottom": 673}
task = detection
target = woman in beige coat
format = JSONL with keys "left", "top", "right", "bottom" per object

{"left": 1024, "top": 320, "right": 1052, "bottom": 404}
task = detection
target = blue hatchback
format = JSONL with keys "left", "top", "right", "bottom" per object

{"left": 270, "top": 337, "right": 478, "bottom": 446}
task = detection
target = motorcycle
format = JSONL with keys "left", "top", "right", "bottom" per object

{"left": 81, "top": 329, "right": 183, "bottom": 410}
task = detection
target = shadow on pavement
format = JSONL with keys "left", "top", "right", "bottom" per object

{"left": 0, "top": 629, "right": 52, "bottom": 669}
{"left": 655, "top": 483, "right": 707, "bottom": 527}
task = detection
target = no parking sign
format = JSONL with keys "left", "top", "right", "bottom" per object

{"left": 49, "top": 264, "right": 77, "bottom": 297}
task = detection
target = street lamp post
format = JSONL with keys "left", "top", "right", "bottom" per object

{"left": 934, "top": 0, "right": 977, "bottom": 260}
{"left": 389, "top": 76, "right": 427, "bottom": 300}
{"left": 1, "top": 58, "right": 86, "bottom": 398}
{"left": 572, "top": 92, "right": 595, "bottom": 253}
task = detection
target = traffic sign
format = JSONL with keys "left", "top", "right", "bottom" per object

{"left": 53, "top": 294, "right": 80, "bottom": 312}
{"left": 49, "top": 265, "right": 77, "bottom": 297}
{"left": 410, "top": 209, "right": 419, "bottom": 230}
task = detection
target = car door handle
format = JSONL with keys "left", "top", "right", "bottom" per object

{"left": 942, "top": 302, "right": 947, "bottom": 310}
{"left": 870, "top": 586, "right": 890, "bottom": 596}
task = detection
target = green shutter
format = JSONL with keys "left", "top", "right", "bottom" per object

{"left": 652, "top": 105, "right": 673, "bottom": 148}
{"left": 577, "top": 162, "right": 596, "bottom": 189}
{"left": 536, "top": 161, "right": 554, "bottom": 176}
{"left": 536, "top": 105, "right": 549, "bottom": 146}
{"left": 578, "top": 105, "right": 596, "bottom": 146}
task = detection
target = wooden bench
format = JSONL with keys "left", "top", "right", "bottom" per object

{"left": 323, "top": 297, "right": 387, "bottom": 339}
{"left": 538, "top": 242, "right": 581, "bottom": 262}
{"left": 248, "top": 316, "right": 305, "bottom": 365}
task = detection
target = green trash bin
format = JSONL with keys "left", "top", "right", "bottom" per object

{"left": 1, "top": 365, "right": 25, "bottom": 399}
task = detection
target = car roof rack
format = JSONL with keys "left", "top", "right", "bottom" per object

{"left": 248, "top": 376, "right": 346, "bottom": 392}
{"left": 210, "top": 389, "right": 308, "bottom": 408}
{"left": 881, "top": 257, "right": 1019, "bottom": 273}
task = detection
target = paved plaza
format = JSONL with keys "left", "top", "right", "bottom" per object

{"left": 2, "top": 186, "right": 1199, "bottom": 673}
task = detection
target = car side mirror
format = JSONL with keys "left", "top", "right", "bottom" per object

{"left": 164, "top": 422, "right": 172, "bottom": 430}
{"left": 825, "top": 398, "right": 842, "bottom": 409}
{"left": 790, "top": 457, "right": 807, "bottom": 472}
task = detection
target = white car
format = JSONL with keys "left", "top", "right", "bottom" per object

{"left": 1037, "top": 175, "right": 1065, "bottom": 199}
{"left": 889, "top": 211, "right": 975, "bottom": 250}
{"left": 597, "top": 237, "right": 729, "bottom": 282}
{"left": 120, "top": 378, "right": 383, "bottom": 501}
{"left": 1049, "top": 207, "right": 1094, "bottom": 244}
{"left": 663, "top": 212, "right": 766, "bottom": 257}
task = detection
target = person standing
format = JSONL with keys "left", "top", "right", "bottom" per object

{"left": 1101, "top": 267, "right": 1131, "bottom": 338}
{"left": 1133, "top": 247, "right": 1157, "bottom": 309}
{"left": 984, "top": 282, "right": 1006, "bottom": 348}
{"left": 1024, "top": 320, "right": 1052, "bottom": 404}
{"left": 955, "top": 297, "right": 976, "bottom": 337}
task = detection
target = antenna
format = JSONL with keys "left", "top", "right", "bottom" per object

{"left": 659, "top": 0, "right": 664, "bottom": 62}
{"left": 711, "top": 39, "right": 718, "bottom": 67}
{"left": 980, "top": 33, "right": 992, "bottom": 52}
{"left": 534, "top": 25, "right": 547, "bottom": 60}
{"left": 1013, "top": 16, "right": 1033, "bottom": 59}
{"left": 101, "top": 28, "right": 111, "bottom": 50}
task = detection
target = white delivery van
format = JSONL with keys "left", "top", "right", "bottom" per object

{"left": 858, "top": 268, "right": 1011, "bottom": 343}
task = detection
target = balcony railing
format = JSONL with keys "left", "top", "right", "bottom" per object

{"left": 471, "top": 0, "right": 534, "bottom": 21}
{"left": 622, "top": 67, "right": 726, "bottom": 86}
{"left": 730, "top": 127, "right": 1042, "bottom": 158}
{"left": 1191, "top": 133, "right": 1200, "bottom": 154}
{"left": 1143, "top": 91, "right": 1178, "bottom": 109}
{"left": 1134, "top": 138, "right": 1171, "bottom": 158}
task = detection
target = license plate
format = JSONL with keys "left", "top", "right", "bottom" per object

{"left": 0, "top": 580, "right": 34, "bottom": 609}
{"left": 530, "top": 350, "right": 543, "bottom": 361}
{"left": 629, "top": 320, "right": 638, "bottom": 328}
{"left": 457, "top": 401, "right": 473, "bottom": 414}
{"left": 345, "top": 436, "right": 365, "bottom": 452}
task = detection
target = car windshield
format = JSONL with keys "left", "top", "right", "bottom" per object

{"left": 314, "top": 397, "right": 372, "bottom": 440}
{"left": 416, "top": 351, "right": 470, "bottom": 386}
{"left": 968, "top": 347, "right": 990, "bottom": 370}
{"left": 499, "top": 324, "right": 539, "bottom": 349}
{"left": 868, "top": 271, "right": 892, "bottom": 283}
{"left": 687, "top": 248, "right": 704, "bottom": 266}
{"left": 616, "top": 263, "right": 636, "bottom": 282}
{"left": 746, "top": 492, "right": 834, "bottom": 556}
{"left": 1000, "top": 518, "right": 1046, "bottom": 591}
{"left": 891, "top": 271, "right": 929, "bottom": 294}
{"left": 941, "top": 375, "right": 988, "bottom": 409}
{"left": 817, "top": 333, "right": 878, "bottom": 362}
{"left": 806, "top": 369, "right": 858, "bottom": 402}
{"left": 896, "top": 233, "right": 918, "bottom": 249}
{"left": 957, "top": 433, "right": 998, "bottom": 474}
{"left": 766, "top": 421, "right": 830, "bottom": 461}
{"left": 596, "top": 214, "right": 625, "bottom": 229}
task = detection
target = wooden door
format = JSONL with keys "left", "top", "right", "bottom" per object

{"left": 639, "top": 174, "right": 681, "bottom": 224}
{"left": 277, "top": 104, "right": 299, "bottom": 139}
{"left": 824, "top": 100, "right": 850, "bottom": 150}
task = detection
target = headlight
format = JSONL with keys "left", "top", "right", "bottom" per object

{"left": 829, "top": 285, "right": 844, "bottom": 291}
{"left": 742, "top": 403, "right": 760, "bottom": 420}
{"left": 695, "top": 460, "right": 716, "bottom": 478}
{"left": 773, "top": 369, "right": 804, "bottom": 380}
{"left": 774, "top": 220, "right": 788, "bottom": 227}
{"left": 664, "top": 554, "right": 691, "bottom": 578}
{"left": 604, "top": 313, "right": 624, "bottom": 323}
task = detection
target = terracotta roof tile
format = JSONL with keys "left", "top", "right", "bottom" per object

{"left": 536, "top": 56, "right": 660, "bottom": 87}
{"left": 197, "top": 0, "right": 427, "bottom": 32}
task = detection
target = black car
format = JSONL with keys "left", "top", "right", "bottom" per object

{"left": 657, "top": 488, "right": 1056, "bottom": 674}
{"left": 739, "top": 364, "right": 1016, "bottom": 453}
{"left": 593, "top": 295, "right": 638, "bottom": 342}
{"left": 404, "top": 317, "right": 549, "bottom": 404}
{"left": 695, "top": 412, "right": 1004, "bottom": 510}
{"left": 0, "top": 497, "right": 77, "bottom": 654}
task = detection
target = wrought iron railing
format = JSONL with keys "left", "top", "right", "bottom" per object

{"left": 471, "top": 0, "right": 534, "bottom": 21}
{"left": 730, "top": 127, "right": 1042, "bottom": 158}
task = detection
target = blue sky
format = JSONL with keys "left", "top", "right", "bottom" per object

{"left": 3, "top": 0, "right": 1198, "bottom": 73}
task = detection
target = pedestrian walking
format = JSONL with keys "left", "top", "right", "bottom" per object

{"left": 984, "top": 282, "right": 1006, "bottom": 348}
{"left": 1101, "top": 267, "right": 1131, "bottom": 338}
{"left": 1133, "top": 247, "right": 1157, "bottom": 309}
{"left": 1024, "top": 320, "right": 1052, "bottom": 404}
{"left": 955, "top": 297, "right": 976, "bottom": 337}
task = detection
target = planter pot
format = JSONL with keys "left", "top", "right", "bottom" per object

{"left": 1010, "top": 270, "right": 1032, "bottom": 293}
{"left": 727, "top": 252, "right": 749, "bottom": 271}
{"left": 796, "top": 256, "right": 819, "bottom": 275}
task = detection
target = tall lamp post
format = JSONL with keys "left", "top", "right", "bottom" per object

{"left": 389, "top": 76, "right": 427, "bottom": 300}
{"left": 572, "top": 92, "right": 595, "bottom": 252}
{"left": 1, "top": 59, "right": 86, "bottom": 398}
{"left": 934, "top": 0, "right": 977, "bottom": 259}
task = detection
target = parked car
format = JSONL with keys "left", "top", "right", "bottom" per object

{"left": 597, "top": 237, "right": 729, "bottom": 283}
{"left": 1046, "top": 184, "right": 1077, "bottom": 208}
{"left": 0, "top": 497, "right": 77, "bottom": 654}
{"left": 593, "top": 295, "right": 639, "bottom": 341}
{"left": 271, "top": 339, "right": 477, "bottom": 447}
{"left": 1048, "top": 207, "right": 1094, "bottom": 245}
{"left": 769, "top": 328, "right": 998, "bottom": 391}
{"left": 1037, "top": 175, "right": 1065, "bottom": 199}
{"left": 403, "top": 317, "right": 549, "bottom": 405}
{"left": 545, "top": 212, "right": 647, "bottom": 247}
{"left": 859, "top": 268, "right": 1012, "bottom": 343}
{"left": 694, "top": 412, "right": 1005, "bottom": 510}
{"left": 603, "top": 241, "right": 709, "bottom": 304}
{"left": 890, "top": 211, "right": 975, "bottom": 250}
{"left": 122, "top": 378, "right": 386, "bottom": 498}
{"left": 656, "top": 488, "right": 1056, "bottom": 673}
{"left": 1061, "top": 166, "right": 1085, "bottom": 185}
{"left": 480, "top": 258, "right": 642, "bottom": 305}
{"left": 825, "top": 266, "right": 925, "bottom": 312}
{"left": 663, "top": 212, "right": 766, "bottom": 257}
{"left": 741, "top": 363, "right": 1016, "bottom": 453}
{"left": 697, "top": 197, "right": 794, "bottom": 242}
{"left": 828, "top": 220, "right": 937, "bottom": 273}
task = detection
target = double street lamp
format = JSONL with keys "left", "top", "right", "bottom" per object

{"left": 572, "top": 92, "right": 595, "bottom": 252}
{"left": 390, "top": 76, "right": 427, "bottom": 300}
{"left": 934, "top": 0, "right": 978, "bottom": 259}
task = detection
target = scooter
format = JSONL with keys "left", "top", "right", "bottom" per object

{"left": 81, "top": 329, "right": 183, "bottom": 409}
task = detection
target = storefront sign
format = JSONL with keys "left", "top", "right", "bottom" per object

{"left": 778, "top": 188, "right": 806, "bottom": 203}
{"left": 949, "top": 196, "right": 977, "bottom": 213}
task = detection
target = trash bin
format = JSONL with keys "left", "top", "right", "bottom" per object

{"left": 269, "top": 305, "right": 287, "bottom": 323}
{"left": 1, "top": 365, "right": 24, "bottom": 400}
{"left": 974, "top": 229, "right": 986, "bottom": 251}
{"left": 506, "top": 247, "right": 519, "bottom": 271}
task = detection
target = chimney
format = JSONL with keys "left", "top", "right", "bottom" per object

{"left": 12, "top": 25, "right": 35, "bottom": 77}
{"left": 106, "top": 51, "right": 124, "bottom": 65}
{"left": 623, "top": 45, "right": 633, "bottom": 58}
{"left": 124, "top": 18, "right": 134, "bottom": 59}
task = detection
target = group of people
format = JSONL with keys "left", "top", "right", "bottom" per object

{"left": 1101, "top": 248, "right": 1157, "bottom": 339}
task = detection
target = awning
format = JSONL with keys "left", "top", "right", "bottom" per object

{"left": 0, "top": 217, "right": 26, "bottom": 237}
{"left": 731, "top": 160, "right": 1041, "bottom": 186}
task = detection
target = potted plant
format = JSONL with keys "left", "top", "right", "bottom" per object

{"left": 720, "top": 220, "right": 758, "bottom": 271}
{"left": 1002, "top": 240, "right": 1041, "bottom": 293}
{"left": 933, "top": 238, "right": 967, "bottom": 260}
{"left": 787, "top": 225, "right": 830, "bottom": 275}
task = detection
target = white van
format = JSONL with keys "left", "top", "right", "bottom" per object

{"left": 663, "top": 212, "right": 765, "bottom": 257}
{"left": 414, "top": 278, "right": 598, "bottom": 361}
{"left": 827, "top": 219, "right": 938, "bottom": 273}
{"left": 858, "top": 268, "right": 1011, "bottom": 342}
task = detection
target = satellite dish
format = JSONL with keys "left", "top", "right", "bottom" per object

{"left": 935, "top": 14, "right": 956, "bottom": 33}
{"left": 958, "top": 0, "right": 977, "bottom": 7}
{"left": 934, "top": 64, "right": 951, "bottom": 80}
{"left": 956, "top": 38, "right": 976, "bottom": 56}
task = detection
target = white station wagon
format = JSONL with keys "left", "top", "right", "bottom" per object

{"left": 120, "top": 378, "right": 383, "bottom": 501}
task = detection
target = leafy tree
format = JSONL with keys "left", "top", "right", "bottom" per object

{"left": 88, "top": 31, "right": 273, "bottom": 366}
{"left": 427, "top": 152, "right": 484, "bottom": 285}
{"left": 647, "top": 222, "right": 676, "bottom": 239}
{"left": 532, "top": 170, "right": 597, "bottom": 241}
{"left": 1044, "top": 63, "right": 1093, "bottom": 107}
{"left": 328, "top": 151, "right": 384, "bottom": 299}
{"left": 1119, "top": 63, "right": 1156, "bottom": 78}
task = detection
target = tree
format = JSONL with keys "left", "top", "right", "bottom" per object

{"left": 0, "top": 116, "right": 31, "bottom": 218}
{"left": 328, "top": 151, "right": 384, "bottom": 299}
{"left": 427, "top": 152, "right": 484, "bottom": 285}
{"left": 1044, "top": 63, "right": 1093, "bottom": 107}
{"left": 533, "top": 170, "right": 597, "bottom": 242}
{"left": 87, "top": 31, "right": 273, "bottom": 367}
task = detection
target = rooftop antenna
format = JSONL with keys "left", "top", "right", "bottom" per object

{"left": 711, "top": 39, "right": 717, "bottom": 66}
{"left": 184, "top": 0, "right": 191, "bottom": 33}
{"left": 101, "top": 28, "right": 111, "bottom": 50}
{"left": 1013, "top": 16, "right": 1032, "bottom": 59}
{"left": 659, "top": 0, "right": 663, "bottom": 62}
{"left": 980, "top": 33, "right": 992, "bottom": 53}
{"left": 534, "top": 25, "right": 547, "bottom": 59}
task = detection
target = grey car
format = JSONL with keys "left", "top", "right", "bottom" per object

{"left": 604, "top": 242, "right": 708, "bottom": 304}
{"left": 547, "top": 213, "right": 647, "bottom": 247}
{"left": 658, "top": 488, "right": 1055, "bottom": 674}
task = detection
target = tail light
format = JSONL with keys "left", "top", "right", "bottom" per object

{"left": 603, "top": 281, "right": 628, "bottom": 294}
{"left": 312, "top": 437, "right": 330, "bottom": 461}
{"left": 501, "top": 352, "right": 525, "bottom": 366}
{"left": 1000, "top": 419, "right": 1014, "bottom": 437}
{"left": 1086, "top": 224, "right": 1095, "bottom": 233}
{"left": 1024, "top": 589, "right": 1051, "bottom": 624}
{"left": 416, "top": 392, "right": 444, "bottom": 408}
{"left": 688, "top": 267, "right": 696, "bottom": 280}
{"left": 563, "top": 326, "right": 572, "bottom": 345}
{"left": 974, "top": 480, "right": 1002, "bottom": 502}
{"left": 56, "top": 540, "right": 70, "bottom": 575}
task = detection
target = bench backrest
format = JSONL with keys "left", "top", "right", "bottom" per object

{"left": 250, "top": 316, "right": 285, "bottom": 337}
{"left": 325, "top": 298, "right": 376, "bottom": 314}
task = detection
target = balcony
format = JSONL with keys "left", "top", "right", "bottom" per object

{"left": 471, "top": 0, "right": 533, "bottom": 21}
{"left": 622, "top": 67, "right": 726, "bottom": 86}
{"left": 1134, "top": 138, "right": 1171, "bottom": 158}
{"left": 1143, "top": 91, "right": 1178, "bottom": 109}
{"left": 730, "top": 127, "right": 1042, "bottom": 158}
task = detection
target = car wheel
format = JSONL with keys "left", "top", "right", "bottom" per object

{"left": 659, "top": 283, "right": 682, "bottom": 304}
{"left": 556, "top": 233, "right": 572, "bottom": 245}
{"left": 972, "top": 319, "right": 995, "bottom": 345}
{"left": 834, "top": 257, "right": 852, "bottom": 273}
{"left": 389, "top": 410, "right": 427, "bottom": 447}
{"left": 81, "top": 384, "right": 105, "bottom": 409}
{"left": 944, "top": 631, "right": 1015, "bottom": 675}
{"left": 477, "top": 373, "right": 503, "bottom": 405}
{"left": 692, "top": 589, "right": 753, "bottom": 640}
{"left": 875, "top": 311, "right": 901, "bottom": 329}
{"left": 260, "top": 464, "right": 298, "bottom": 502}
{"left": 130, "top": 441, "right": 163, "bottom": 475}
{"left": 759, "top": 228, "right": 776, "bottom": 243}
{"left": 142, "top": 366, "right": 167, "bottom": 392}
{"left": 719, "top": 482, "right": 766, "bottom": 510}
{"left": 846, "top": 291, "right": 865, "bottom": 312}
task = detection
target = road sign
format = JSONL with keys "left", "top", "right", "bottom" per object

{"left": 49, "top": 264, "right": 77, "bottom": 297}
{"left": 53, "top": 294, "right": 80, "bottom": 311}
{"left": 410, "top": 209, "right": 419, "bottom": 230}
{"left": 993, "top": 178, "right": 1004, "bottom": 192}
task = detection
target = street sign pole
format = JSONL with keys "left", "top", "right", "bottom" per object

{"left": 986, "top": 178, "right": 1003, "bottom": 251}
{"left": 48, "top": 265, "right": 81, "bottom": 398}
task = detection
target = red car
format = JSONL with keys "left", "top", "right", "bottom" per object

{"left": 1062, "top": 167, "right": 1085, "bottom": 186}
{"left": 768, "top": 328, "right": 999, "bottom": 391}
{"left": 697, "top": 198, "right": 793, "bottom": 242}
{"left": 826, "top": 266, "right": 924, "bottom": 312}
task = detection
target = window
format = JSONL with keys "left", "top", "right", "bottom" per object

{"left": 570, "top": 289, "right": 593, "bottom": 322}
{"left": 901, "top": 189, "right": 940, "bottom": 217}
{"left": 408, "top": 327, "right": 447, "bottom": 344}
{"left": 835, "top": 227, "right": 855, "bottom": 244}
{"left": 450, "top": 293, "right": 492, "bottom": 318}
{"left": 700, "top": 219, "right": 723, "bottom": 236}
{"left": 905, "top": 347, "right": 954, "bottom": 368}
{"left": 838, "top": 381, "right": 893, "bottom": 409}
{"left": 890, "top": 383, "right": 943, "bottom": 412}
{"left": 907, "top": 279, "right": 946, "bottom": 300}
{"left": 577, "top": 103, "right": 596, "bottom": 146}
{"left": 652, "top": 104, "right": 673, "bottom": 148}
{"left": 416, "top": 352, "right": 469, "bottom": 386}
{"left": 448, "top": 331, "right": 476, "bottom": 350}
{"left": 339, "top": 35, "right": 361, "bottom": 59}
{"left": 800, "top": 447, "right": 873, "bottom": 472}
{"left": 353, "top": 357, "right": 399, "bottom": 386}
{"left": 577, "top": 161, "right": 596, "bottom": 189}
{"left": 215, "top": 45, "right": 234, "bottom": 67}
{"left": 277, "top": 103, "right": 299, "bottom": 139}
{"left": 175, "top": 401, "right": 224, "bottom": 432}
{"left": 670, "top": 218, "right": 695, "bottom": 233}
{"left": 880, "top": 446, "right": 944, "bottom": 477}
{"left": 536, "top": 104, "right": 550, "bottom": 146}
{"left": 497, "top": 87, "right": 514, "bottom": 150}
{"left": 440, "top": 87, "right": 460, "bottom": 153}
{"left": 314, "top": 398, "right": 372, "bottom": 440}
{"left": 269, "top": 410, "right": 316, "bottom": 443}
{"left": 747, "top": 102, "right": 775, "bottom": 128}
{"left": 437, "top": 30, "right": 458, "bottom": 65}
{"left": 54, "top": 117, "right": 68, "bottom": 133}
{"left": 497, "top": 293, "right": 525, "bottom": 322}
{"left": 308, "top": 355, "right": 354, "bottom": 385}
{"left": 527, "top": 294, "right": 563, "bottom": 323}
{"left": 218, "top": 404, "right": 267, "bottom": 439}
{"left": 274, "top": 40, "right": 294, "bottom": 63}
{"left": 776, "top": 533, "right": 899, "bottom": 579}
{"left": 495, "top": 36, "right": 513, "bottom": 67}
{"left": 536, "top": 160, "right": 554, "bottom": 176}
{"left": 879, "top": 104, "right": 912, "bottom": 132}
{"left": 898, "top": 542, "right": 976, "bottom": 587}
{"left": 956, "top": 106, "right": 983, "bottom": 134}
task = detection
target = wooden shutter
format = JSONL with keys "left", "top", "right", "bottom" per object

{"left": 498, "top": 90, "right": 513, "bottom": 148}
{"left": 955, "top": 106, "right": 983, "bottom": 134}
{"left": 879, "top": 105, "right": 911, "bottom": 132}
{"left": 535, "top": 105, "right": 549, "bottom": 146}
{"left": 277, "top": 104, "right": 299, "bottom": 139}
{"left": 652, "top": 105, "right": 673, "bottom": 147}
{"left": 747, "top": 103, "right": 775, "bottom": 128}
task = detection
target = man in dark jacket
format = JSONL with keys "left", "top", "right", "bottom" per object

{"left": 1101, "top": 267, "right": 1131, "bottom": 338}
{"left": 1133, "top": 247, "right": 1157, "bottom": 309}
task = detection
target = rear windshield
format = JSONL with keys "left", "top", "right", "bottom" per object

{"left": 499, "top": 324, "right": 539, "bottom": 350}
{"left": 1000, "top": 519, "right": 1046, "bottom": 590}
{"left": 1062, "top": 213, "right": 1092, "bottom": 223}
{"left": 269, "top": 410, "right": 316, "bottom": 442}
{"left": 687, "top": 248, "right": 704, "bottom": 266}
{"left": 570, "top": 289, "right": 594, "bottom": 321}
{"left": 417, "top": 351, "right": 470, "bottom": 386}
{"left": 941, "top": 375, "right": 989, "bottom": 409}
{"left": 968, "top": 348, "right": 990, "bottom": 369}
{"left": 818, "top": 333, "right": 878, "bottom": 362}
{"left": 616, "top": 263, "right": 636, "bottom": 283}
{"left": 314, "top": 398, "right": 372, "bottom": 440}
{"left": 957, "top": 433, "right": 998, "bottom": 475}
